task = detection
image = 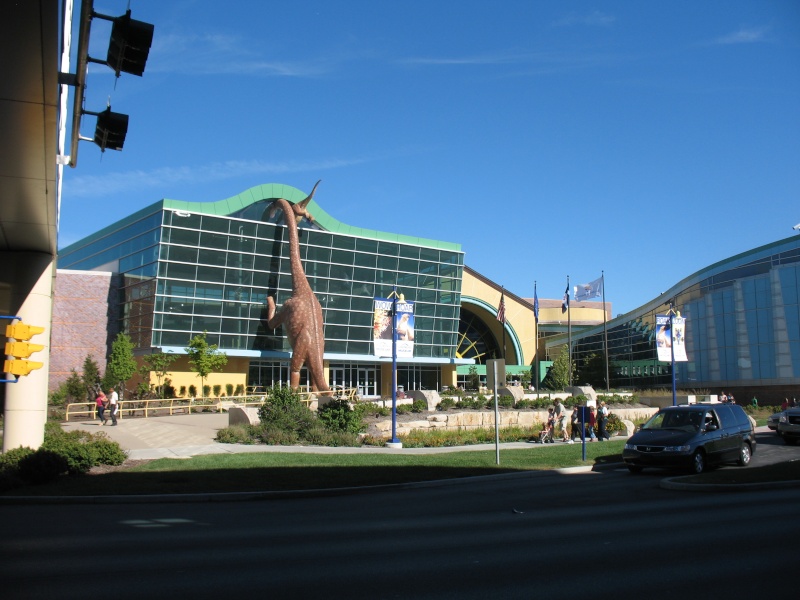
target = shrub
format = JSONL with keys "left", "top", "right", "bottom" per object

{"left": 258, "top": 386, "right": 316, "bottom": 436}
{"left": 411, "top": 399, "right": 427, "bottom": 413}
{"left": 17, "top": 449, "right": 68, "bottom": 484}
{"left": 606, "top": 413, "right": 626, "bottom": 435}
{"left": 89, "top": 438, "right": 127, "bottom": 466}
{"left": 257, "top": 424, "right": 300, "bottom": 445}
{"left": 354, "top": 402, "right": 390, "bottom": 418}
{"left": 216, "top": 424, "right": 255, "bottom": 444}
{"left": 318, "top": 398, "right": 366, "bottom": 434}
{"left": 0, "top": 446, "right": 35, "bottom": 474}
{"left": 42, "top": 437, "right": 94, "bottom": 475}
{"left": 396, "top": 403, "right": 412, "bottom": 415}
{"left": 235, "top": 384, "right": 245, "bottom": 396}
{"left": 497, "top": 395, "right": 514, "bottom": 408}
{"left": 189, "top": 385, "right": 197, "bottom": 397}
{"left": 303, "top": 426, "right": 359, "bottom": 447}
{"left": 437, "top": 397, "right": 456, "bottom": 411}
{"left": 226, "top": 383, "right": 234, "bottom": 396}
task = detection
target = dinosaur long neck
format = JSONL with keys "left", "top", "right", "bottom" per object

{"left": 276, "top": 198, "right": 311, "bottom": 295}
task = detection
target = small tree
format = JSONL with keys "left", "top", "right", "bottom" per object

{"left": 81, "top": 355, "right": 102, "bottom": 400}
{"left": 141, "top": 352, "right": 180, "bottom": 398}
{"left": 467, "top": 365, "right": 480, "bottom": 391}
{"left": 185, "top": 331, "right": 228, "bottom": 399}
{"left": 105, "top": 332, "right": 137, "bottom": 399}
{"left": 543, "top": 346, "right": 573, "bottom": 391}
{"left": 64, "top": 369, "right": 85, "bottom": 402}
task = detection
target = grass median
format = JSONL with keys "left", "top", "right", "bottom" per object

{"left": 3, "top": 441, "right": 625, "bottom": 497}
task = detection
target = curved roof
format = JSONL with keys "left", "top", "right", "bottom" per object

{"left": 162, "top": 183, "right": 462, "bottom": 252}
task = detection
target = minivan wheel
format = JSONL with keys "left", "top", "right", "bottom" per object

{"left": 738, "top": 443, "right": 751, "bottom": 466}
{"left": 691, "top": 450, "right": 706, "bottom": 474}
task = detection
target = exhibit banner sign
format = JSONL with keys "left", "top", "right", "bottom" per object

{"left": 373, "top": 298, "right": 415, "bottom": 358}
{"left": 656, "top": 314, "right": 688, "bottom": 362}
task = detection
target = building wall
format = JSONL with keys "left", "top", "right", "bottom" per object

{"left": 50, "top": 270, "right": 116, "bottom": 391}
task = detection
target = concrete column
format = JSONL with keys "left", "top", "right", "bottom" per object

{"left": 3, "top": 254, "right": 55, "bottom": 451}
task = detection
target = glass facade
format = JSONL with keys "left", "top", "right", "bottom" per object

{"left": 58, "top": 192, "right": 465, "bottom": 394}
{"left": 560, "top": 237, "right": 800, "bottom": 391}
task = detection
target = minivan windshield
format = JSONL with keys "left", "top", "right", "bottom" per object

{"left": 642, "top": 410, "right": 703, "bottom": 432}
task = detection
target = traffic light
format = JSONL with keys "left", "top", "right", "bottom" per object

{"left": 93, "top": 107, "right": 129, "bottom": 152}
{"left": 4, "top": 321, "right": 46, "bottom": 378}
{"left": 106, "top": 10, "right": 155, "bottom": 78}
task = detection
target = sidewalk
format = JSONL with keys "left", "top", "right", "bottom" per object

{"left": 62, "top": 413, "right": 598, "bottom": 459}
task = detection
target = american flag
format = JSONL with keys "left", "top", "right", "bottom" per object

{"left": 497, "top": 293, "right": 506, "bottom": 324}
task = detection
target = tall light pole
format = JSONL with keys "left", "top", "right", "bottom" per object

{"left": 386, "top": 286, "right": 403, "bottom": 448}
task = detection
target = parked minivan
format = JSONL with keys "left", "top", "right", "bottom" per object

{"left": 623, "top": 404, "right": 756, "bottom": 474}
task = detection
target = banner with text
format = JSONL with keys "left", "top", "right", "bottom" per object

{"left": 373, "top": 298, "right": 415, "bottom": 358}
{"left": 656, "top": 314, "right": 688, "bottom": 362}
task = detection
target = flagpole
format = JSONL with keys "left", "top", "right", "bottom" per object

{"left": 567, "top": 275, "right": 572, "bottom": 388}
{"left": 534, "top": 281, "right": 539, "bottom": 399}
{"left": 602, "top": 271, "right": 609, "bottom": 392}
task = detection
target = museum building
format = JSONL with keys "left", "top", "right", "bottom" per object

{"left": 55, "top": 183, "right": 565, "bottom": 397}
{"left": 545, "top": 235, "right": 800, "bottom": 403}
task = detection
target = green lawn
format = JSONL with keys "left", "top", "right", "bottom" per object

{"left": 3, "top": 441, "right": 626, "bottom": 496}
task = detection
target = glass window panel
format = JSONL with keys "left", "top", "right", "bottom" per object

{"left": 196, "top": 283, "right": 224, "bottom": 299}
{"left": 198, "top": 248, "right": 227, "bottom": 266}
{"left": 193, "top": 315, "right": 222, "bottom": 332}
{"left": 306, "top": 230, "right": 331, "bottom": 248}
{"left": 197, "top": 265, "right": 225, "bottom": 283}
{"left": 399, "top": 245, "right": 419, "bottom": 259}
{"left": 378, "top": 241, "right": 399, "bottom": 257}
{"left": 225, "top": 268, "right": 253, "bottom": 286}
{"left": 420, "top": 247, "right": 440, "bottom": 262}
{"left": 306, "top": 246, "right": 332, "bottom": 263}
{"left": 354, "top": 252, "right": 377, "bottom": 269}
{"left": 165, "top": 262, "right": 197, "bottom": 280}
{"left": 376, "top": 255, "right": 398, "bottom": 271}
{"left": 227, "top": 235, "right": 255, "bottom": 254}
{"left": 199, "top": 232, "right": 229, "bottom": 251}
{"left": 201, "top": 216, "right": 230, "bottom": 234}
{"left": 195, "top": 299, "right": 222, "bottom": 316}
{"left": 170, "top": 212, "right": 202, "bottom": 229}
{"left": 331, "top": 249, "right": 353, "bottom": 266}
{"left": 334, "top": 236, "right": 356, "bottom": 251}
{"left": 166, "top": 245, "right": 199, "bottom": 263}
{"left": 161, "top": 313, "right": 192, "bottom": 331}
{"left": 355, "top": 238, "right": 377, "bottom": 254}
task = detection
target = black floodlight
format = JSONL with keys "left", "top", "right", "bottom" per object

{"left": 106, "top": 10, "right": 154, "bottom": 77}
{"left": 93, "top": 108, "right": 129, "bottom": 152}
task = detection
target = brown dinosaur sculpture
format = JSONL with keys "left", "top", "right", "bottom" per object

{"left": 266, "top": 181, "right": 331, "bottom": 395}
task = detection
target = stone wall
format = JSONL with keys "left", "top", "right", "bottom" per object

{"left": 373, "top": 407, "right": 658, "bottom": 438}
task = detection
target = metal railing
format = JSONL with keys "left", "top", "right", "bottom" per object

{"left": 65, "top": 388, "right": 358, "bottom": 421}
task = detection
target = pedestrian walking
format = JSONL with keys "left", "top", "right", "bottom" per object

{"left": 108, "top": 387, "right": 119, "bottom": 426}
{"left": 597, "top": 401, "right": 611, "bottom": 441}
{"left": 96, "top": 390, "right": 108, "bottom": 426}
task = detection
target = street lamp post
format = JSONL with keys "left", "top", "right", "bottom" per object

{"left": 387, "top": 286, "right": 402, "bottom": 448}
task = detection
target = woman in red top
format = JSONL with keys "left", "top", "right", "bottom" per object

{"left": 96, "top": 391, "right": 108, "bottom": 426}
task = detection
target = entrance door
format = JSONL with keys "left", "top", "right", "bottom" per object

{"left": 357, "top": 367, "right": 377, "bottom": 398}
{"left": 329, "top": 367, "right": 345, "bottom": 390}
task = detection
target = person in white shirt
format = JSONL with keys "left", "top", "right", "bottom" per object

{"left": 108, "top": 387, "right": 119, "bottom": 426}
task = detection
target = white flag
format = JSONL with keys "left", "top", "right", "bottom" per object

{"left": 575, "top": 276, "right": 603, "bottom": 302}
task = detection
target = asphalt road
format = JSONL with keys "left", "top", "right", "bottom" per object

{"left": 2, "top": 455, "right": 798, "bottom": 600}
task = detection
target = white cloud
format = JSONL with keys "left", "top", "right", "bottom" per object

{"left": 552, "top": 11, "right": 616, "bottom": 27}
{"left": 712, "top": 27, "right": 769, "bottom": 45}
{"left": 147, "top": 32, "right": 334, "bottom": 77}
{"left": 66, "top": 157, "right": 373, "bottom": 198}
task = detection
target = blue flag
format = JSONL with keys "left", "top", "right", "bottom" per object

{"left": 533, "top": 288, "right": 540, "bottom": 322}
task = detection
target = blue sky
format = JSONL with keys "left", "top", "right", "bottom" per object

{"left": 62, "top": 0, "right": 800, "bottom": 316}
